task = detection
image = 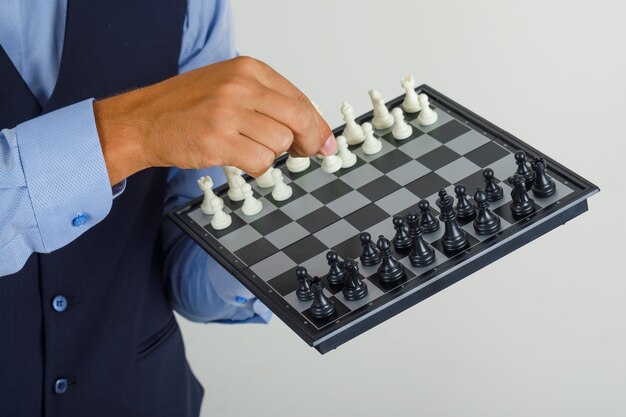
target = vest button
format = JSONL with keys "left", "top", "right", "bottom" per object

{"left": 54, "top": 378, "right": 69, "bottom": 394}
{"left": 52, "top": 295, "right": 68, "bottom": 312}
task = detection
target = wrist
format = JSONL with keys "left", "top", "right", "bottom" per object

{"left": 93, "top": 94, "right": 151, "bottom": 185}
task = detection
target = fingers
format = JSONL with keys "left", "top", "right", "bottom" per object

{"left": 239, "top": 58, "right": 336, "bottom": 156}
{"left": 237, "top": 110, "right": 294, "bottom": 157}
{"left": 217, "top": 133, "right": 276, "bottom": 177}
{"left": 251, "top": 85, "right": 335, "bottom": 157}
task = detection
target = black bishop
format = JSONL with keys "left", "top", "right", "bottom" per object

{"left": 309, "top": 277, "right": 336, "bottom": 319}
{"left": 406, "top": 212, "right": 436, "bottom": 267}
{"left": 436, "top": 189, "right": 470, "bottom": 254}
{"left": 530, "top": 157, "right": 556, "bottom": 198}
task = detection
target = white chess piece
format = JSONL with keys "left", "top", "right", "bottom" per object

{"left": 401, "top": 76, "right": 420, "bottom": 113}
{"left": 286, "top": 155, "right": 310, "bottom": 173}
{"left": 209, "top": 197, "right": 232, "bottom": 230}
{"left": 361, "top": 122, "right": 382, "bottom": 155}
{"left": 391, "top": 107, "right": 413, "bottom": 140}
{"left": 417, "top": 93, "right": 438, "bottom": 126}
{"left": 255, "top": 167, "right": 275, "bottom": 188}
{"left": 321, "top": 150, "right": 342, "bottom": 173}
{"left": 368, "top": 90, "right": 394, "bottom": 130}
{"left": 271, "top": 169, "right": 293, "bottom": 201}
{"left": 341, "top": 101, "right": 365, "bottom": 145}
{"left": 197, "top": 176, "right": 219, "bottom": 215}
{"left": 241, "top": 183, "right": 263, "bottom": 216}
{"left": 223, "top": 166, "right": 245, "bottom": 201}
{"left": 336, "top": 136, "right": 357, "bottom": 168}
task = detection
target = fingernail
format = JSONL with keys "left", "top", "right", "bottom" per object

{"left": 320, "top": 134, "right": 337, "bottom": 155}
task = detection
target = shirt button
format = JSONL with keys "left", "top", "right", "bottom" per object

{"left": 54, "top": 378, "right": 69, "bottom": 394}
{"left": 72, "top": 212, "right": 90, "bottom": 227}
{"left": 235, "top": 296, "right": 248, "bottom": 304}
{"left": 52, "top": 295, "right": 68, "bottom": 312}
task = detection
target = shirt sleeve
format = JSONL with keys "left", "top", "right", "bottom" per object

{"left": 162, "top": 0, "right": 271, "bottom": 324}
{"left": 0, "top": 99, "right": 113, "bottom": 277}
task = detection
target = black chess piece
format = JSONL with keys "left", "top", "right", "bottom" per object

{"left": 473, "top": 188, "right": 501, "bottom": 235}
{"left": 359, "top": 232, "right": 381, "bottom": 266}
{"left": 295, "top": 266, "right": 314, "bottom": 301}
{"left": 309, "top": 277, "right": 336, "bottom": 319}
{"left": 454, "top": 184, "right": 476, "bottom": 221}
{"left": 326, "top": 251, "right": 346, "bottom": 286}
{"left": 483, "top": 168, "right": 503, "bottom": 202}
{"left": 530, "top": 157, "right": 556, "bottom": 198}
{"left": 508, "top": 174, "right": 536, "bottom": 217}
{"left": 406, "top": 212, "right": 436, "bottom": 267}
{"left": 436, "top": 189, "right": 470, "bottom": 253}
{"left": 418, "top": 199, "right": 440, "bottom": 233}
{"left": 376, "top": 235, "right": 406, "bottom": 283}
{"left": 342, "top": 259, "right": 368, "bottom": 301}
{"left": 392, "top": 215, "right": 412, "bottom": 251}
{"left": 514, "top": 150, "right": 535, "bottom": 190}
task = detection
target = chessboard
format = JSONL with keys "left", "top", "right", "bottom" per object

{"left": 168, "top": 84, "right": 598, "bottom": 354}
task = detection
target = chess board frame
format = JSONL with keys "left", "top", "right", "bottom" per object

{"left": 168, "top": 85, "right": 599, "bottom": 354}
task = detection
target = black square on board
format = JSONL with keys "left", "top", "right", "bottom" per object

{"left": 283, "top": 235, "right": 328, "bottom": 265}
{"left": 417, "top": 146, "right": 462, "bottom": 171}
{"left": 302, "top": 296, "right": 351, "bottom": 327}
{"left": 430, "top": 232, "right": 480, "bottom": 258}
{"left": 311, "top": 179, "right": 353, "bottom": 204}
{"left": 269, "top": 182, "right": 307, "bottom": 208}
{"left": 357, "top": 176, "right": 401, "bottom": 202}
{"left": 428, "top": 120, "right": 471, "bottom": 144}
{"left": 297, "top": 206, "right": 341, "bottom": 234}
{"left": 405, "top": 172, "right": 449, "bottom": 199}
{"left": 344, "top": 203, "right": 389, "bottom": 231}
{"left": 335, "top": 157, "right": 366, "bottom": 177}
{"left": 369, "top": 149, "right": 413, "bottom": 174}
{"left": 204, "top": 213, "right": 246, "bottom": 239}
{"left": 249, "top": 210, "right": 292, "bottom": 235}
{"left": 456, "top": 169, "right": 497, "bottom": 194}
{"left": 464, "top": 141, "right": 510, "bottom": 168}
{"left": 267, "top": 266, "right": 299, "bottom": 296}
{"left": 331, "top": 234, "right": 361, "bottom": 260}
{"left": 234, "top": 238, "right": 279, "bottom": 266}
{"left": 493, "top": 202, "right": 542, "bottom": 225}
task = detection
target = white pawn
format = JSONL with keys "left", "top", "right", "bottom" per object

{"left": 286, "top": 155, "right": 310, "bottom": 173}
{"left": 336, "top": 136, "right": 357, "bottom": 168}
{"left": 241, "top": 183, "right": 263, "bottom": 216}
{"left": 321, "top": 150, "right": 342, "bottom": 174}
{"left": 255, "top": 167, "right": 275, "bottom": 188}
{"left": 341, "top": 101, "right": 365, "bottom": 145}
{"left": 391, "top": 107, "right": 413, "bottom": 140}
{"left": 401, "top": 76, "right": 420, "bottom": 113}
{"left": 210, "top": 197, "right": 232, "bottom": 230}
{"left": 271, "top": 169, "right": 293, "bottom": 201}
{"left": 223, "top": 166, "right": 245, "bottom": 201}
{"left": 368, "top": 90, "right": 394, "bottom": 130}
{"left": 198, "top": 176, "right": 220, "bottom": 215}
{"left": 361, "top": 122, "right": 382, "bottom": 155}
{"left": 417, "top": 93, "right": 438, "bottom": 126}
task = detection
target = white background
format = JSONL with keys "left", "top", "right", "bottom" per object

{"left": 178, "top": 1, "right": 626, "bottom": 416}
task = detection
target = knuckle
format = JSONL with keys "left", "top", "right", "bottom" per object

{"left": 272, "top": 128, "right": 293, "bottom": 154}
{"left": 249, "top": 151, "right": 274, "bottom": 176}
{"left": 293, "top": 107, "right": 313, "bottom": 132}
{"left": 233, "top": 55, "right": 264, "bottom": 72}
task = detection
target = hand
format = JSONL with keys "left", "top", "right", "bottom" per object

{"left": 93, "top": 56, "right": 336, "bottom": 185}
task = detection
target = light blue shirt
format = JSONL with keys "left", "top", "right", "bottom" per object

{"left": 0, "top": 0, "right": 271, "bottom": 324}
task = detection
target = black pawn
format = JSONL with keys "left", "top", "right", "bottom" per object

{"left": 508, "top": 174, "right": 536, "bottom": 217}
{"left": 309, "top": 277, "right": 335, "bottom": 319}
{"left": 418, "top": 199, "right": 440, "bottom": 233}
{"left": 514, "top": 150, "right": 535, "bottom": 190}
{"left": 473, "top": 188, "right": 501, "bottom": 235}
{"left": 406, "top": 212, "right": 436, "bottom": 267}
{"left": 392, "top": 216, "right": 412, "bottom": 251}
{"left": 454, "top": 184, "right": 476, "bottom": 221}
{"left": 342, "top": 259, "right": 368, "bottom": 301}
{"left": 483, "top": 168, "right": 504, "bottom": 202}
{"left": 436, "top": 189, "right": 470, "bottom": 253}
{"left": 530, "top": 157, "right": 556, "bottom": 198}
{"left": 295, "top": 266, "right": 314, "bottom": 301}
{"left": 326, "top": 251, "right": 345, "bottom": 286}
{"left": 376, "top": 235, "right": 406, "bottom": 283}
{"left": 359, "top": 232, "right": 381, "bottom": 266}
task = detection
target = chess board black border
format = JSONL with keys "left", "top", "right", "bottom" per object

{"left": 168, "top": 85, "right": 599, "bottom": 354}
